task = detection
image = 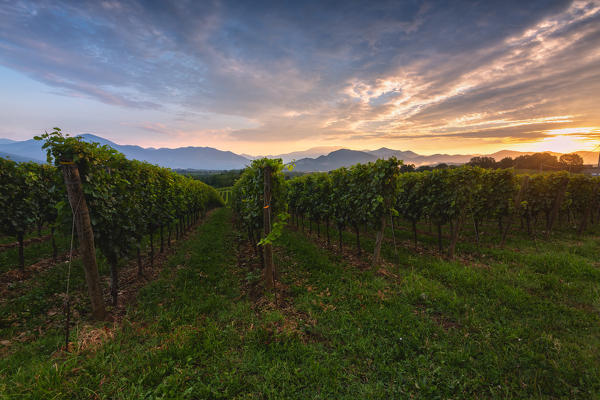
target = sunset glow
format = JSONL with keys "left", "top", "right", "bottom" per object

{"left": 0, "top": 1, "right": 599, "bottom": 156}
{"left": 510, "top": 126, "right": 599, "bottom": 153}
{"left": 517, "top": 134, "right": 595, "bottom": 153}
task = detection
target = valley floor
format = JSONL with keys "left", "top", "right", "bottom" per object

{"left": 1, "top": 208, "right": 599, "bottom": 399}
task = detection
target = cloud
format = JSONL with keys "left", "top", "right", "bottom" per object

{"left": 0, "top": 0, "right": 599, "bottom": 150}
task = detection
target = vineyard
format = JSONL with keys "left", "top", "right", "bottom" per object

{"left": 231, "top": 157, "right": 600, "bottom": 283}
{"left": 1, "top": 145, "right": 600, "bottom": 398}
{"left": 287, "top": 162, "right": 600, "bottom": 255}
{"left": 1, "top": 129, "right": 222, "bottom": 318}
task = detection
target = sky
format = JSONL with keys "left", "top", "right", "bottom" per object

{"left": 0, "top": 0, "right": 599, "bottom": 156}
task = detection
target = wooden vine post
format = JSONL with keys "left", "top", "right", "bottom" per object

{"left": 373, "top": 214, "right": 386, "bottom": 264}
{"left": 61, "top": 162, "right": 106, "bottom": 320}
{"left": 17, "top": 232, "right": 24, "bottom": 270}
{"left": 263, "top": 165, "right": 275, "bottom": 290}
{"left": 448, "top": 215, "right": 464, "bottom": 259}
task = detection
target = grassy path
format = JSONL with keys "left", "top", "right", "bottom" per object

{"left": 1, "top": 208, "right": 241, "bottom": 398}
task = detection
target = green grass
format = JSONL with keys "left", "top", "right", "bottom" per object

{"left": 0, "top": 233, "right": 71, "bottom": 273}
{"left": 298, "top": 219, "right": 600, "bottom": 396}
{"left": 0, "top": 227, "right": 54, "bottom": 245}
{"left": 0, "top": 223, "right": 166, "bottom": 273}
{"left": 1, "top": 208, "right": 599, "bottom": 398}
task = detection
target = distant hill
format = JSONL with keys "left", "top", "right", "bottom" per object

{"left": 488, "top": 150, "right": 535, "bottom": 160}
{"left": 279, "top": 147, "right": 599, "bottom": 172}
{"left": 364, "top": 147, "right": 475, "bottom": 166}
{"left": 293, "top": 149, "right": 377, "bottom": 171}
{"left": 292, "top": 149, "right": 471, "bottom": 170}
{"left": 77, "top": 134, "right": 251, "bottom": 169}
{"left": 0, "top": 134, "right": 251, "bottom": 169}
{"left": 365, "top": 147, "right": 420, "bottom": 160}
{"left": 0, "top": 151, "right": 44, "bottom": 163}
{"left": 402, "top": 153, "right": 472, "bottom": 166}
{"left": 0, "top": 138, "right": 48, "bottom": 161}
{"left": 249, "top": 146, "right": 344, "bottom": 163}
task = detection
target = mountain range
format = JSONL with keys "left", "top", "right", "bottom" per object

{"left": 289, "top": 148, "right": 599, "bottom": 171}
{"left": 0, "top": 134, "right": 250, "bottom": 170}
{"left": 0, "top": 134, "right": 597, "bottom": 171}
{"left": 243, "top": 146, "right": 344, "bottom": 163}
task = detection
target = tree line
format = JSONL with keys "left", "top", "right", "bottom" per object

{"left": 467, "top": 152, "right": 586, "bottom": 172}
{"left": 178, "top": 169, "right": 244, "bottom": 188}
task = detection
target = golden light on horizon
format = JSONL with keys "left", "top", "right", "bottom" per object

{"left": 544, "top": 127, "right": 599, "bottom": 136}
{"left": 516, "top": 126, "right": 600, "bottom": 153}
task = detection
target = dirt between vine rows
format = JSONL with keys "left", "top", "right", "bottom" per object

{"left": 0, "top": 250, "right": 75, "bottom": 299}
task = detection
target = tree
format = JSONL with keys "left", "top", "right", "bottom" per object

{"left": 347, "top": 163, "right": 371, "bottom": 255}
{"left": 416, "top": 165, "right": 433, "bottom": 172}
{"left": 566, "top": 175, "right": 598, "bottom": 233}
{"left": 497, "top": 157, "right": 514, "bottom": 169}
{"left": 559, "top": 153, "right": 583, "bottom": 172}
{"left": 514, "top": 153, "right": 559, "bottom": 171}
{"left": 330, "top": 167, "right": 352, "bottom": 250}
{"left": 400, "top": 164, "right": 416, "bottom": 173}
{"left": 468, "top": 156, "right": 496, "bottom": 169}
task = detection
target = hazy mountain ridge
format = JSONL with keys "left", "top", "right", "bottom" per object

{"left": 0, "top": 135, "right": 597, "bottom": 170}
{"left": 0, "top": 134, "right": 251, "bottom": 170}
{"left": 79, "top": 134, "right": 251, "bottom": 169}
{"left": 0, "top": 151, "right": 43, "bottom": 163}
{"left": 247, "top": 146, "right": 344, "bottom": 163}
{"left": 283, "top": 147, "right": 599, "bottom": 171}
{"left": 293, "top": 149, "right": 378, "bottom": 172}
{"left": 0, "top": 138, "right": 48, "bottom": 161}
